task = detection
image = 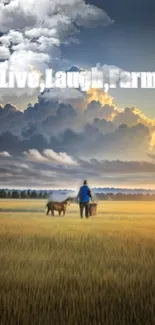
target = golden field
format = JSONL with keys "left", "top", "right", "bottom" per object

{"left": 0, "top": 200, "right": 155, "bottom": 325}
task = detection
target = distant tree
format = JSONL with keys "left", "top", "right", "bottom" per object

{"left": 0, "top": 189, "right": 7, "bottom": 198}
{"left": 12, "top": 190, "right": 20, "bottom": 199}
{"left": 43, "top": 191, "right": 48, "bottom": 199}
{"left": 39, "top": 192, "right": 43, "bottom": 198}
{"left": 27, "top": 189, "right": 31, "bottom": 197}
{"left": 21, "top": 190, "right": 27, "bottom": 198}
{"left": 30, "top": 190, "right": 37, "bottom": 198}
{"left": 7, "top": 191, "right": 11, "bottom": 198}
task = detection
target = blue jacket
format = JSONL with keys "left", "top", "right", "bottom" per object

{"left": 77, "top": 185, "right": 92, "bottom": 203}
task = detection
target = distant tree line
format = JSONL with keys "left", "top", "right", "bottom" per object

{"left": 95, "top": 193, "right": 155, "bottom": 201}
{"left": 1, "top": 189, "right": 155, "bottom": 201}
{"left": 0, "top": 189, "right": 49, "bottom": 199}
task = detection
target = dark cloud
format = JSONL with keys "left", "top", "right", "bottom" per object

{"left": 0, "top": 103, "right": 23, "bottom": 135}
{"left": 1, "top": 153, "right": 155, "bottom": 188}
{"left": 93, "top": 118, "right": 116, "bottom": 134}
{"left": 0, "top": 94, "right": 152, "bottom": 162}
{"left": 23, "top": 97, "right": 58, "bottom": 122}
{"left": 84, "top": 101, "right": 115, "bottom": 121}
{"left": 57, "top": 115, "right": 148, "bottom": 162}
{"left": 0, "top": 132, "right": 49, "bottom": 154}
{"left": 49, "top": 122, "right": 150, "bottom": 161}
{"left": 0, "top": 88, "right": 154, "bottom": 187}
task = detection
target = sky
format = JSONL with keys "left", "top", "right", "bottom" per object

{"left": 0, "top": 0, "right": 155, "bottom": 189}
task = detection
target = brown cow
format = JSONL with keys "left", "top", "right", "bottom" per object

{"left": 45, "top": 199, "right": 70, "bottom": 216}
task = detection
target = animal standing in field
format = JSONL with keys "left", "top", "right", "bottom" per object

{"left": 45, "top": 199, "right": 70, "bottom": 216}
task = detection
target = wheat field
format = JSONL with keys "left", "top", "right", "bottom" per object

{"left": 0, "top": 200, "right": 155, "bottom": 325}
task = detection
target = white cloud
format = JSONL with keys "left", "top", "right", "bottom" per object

{"left": 0, "top": 46, "right": 10, "bottom": 59}
{"left": 0, "top": 151, "right": 11, "bottom": 157}
{"left": 0, "top": 0, "right": 113, "bottom": 31}
{"left": 19, "top": 163, "right": 30, "bottom": 169}
{"left": 37, "top": 36, "right": 60, "bottom": 49}
{"left": 64, "top": 3, "right": 114, "bottom": 27}
{"left": 0, "top": 35, "right": 11, "bottom": 47}
{"left": 0, "top": 50, "right": 49, "bottom": 100}
{"left": 0, "top": 0, "right": 112, "bottom": 73}
{"left": 23, "top": 148, "right": 77, "bottom": 165}
{"left": 0, "top": 1, "right": 113, "bottom": 102}
{"left": 12, "top": 39, "right": 39, "bottom": 52}
{"left": 25, "top": 27, "right": 57, "bottom": 39}
{"left": 0, "top": 30, "right": 24, "bottom": 47}
{"left": 43, "top": 149, "right": 78, "bottom": 165}
{"left": 24, "top": 149, "right": 48, "bottom": 162}
{"left": 9, "top": 50, "right": 49, "bottom": 72}
{"left": 42, "top": 88, "right": 85, "bottom": 103}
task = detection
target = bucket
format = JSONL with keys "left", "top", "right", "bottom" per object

{"left": 89, "top": 202, "right": 98, "bottom": 216}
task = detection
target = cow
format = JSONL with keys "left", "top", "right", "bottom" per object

{"left": 45, "top": 199, "right": 70, "bottom": 216}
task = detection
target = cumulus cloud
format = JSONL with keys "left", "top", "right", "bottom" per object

{"left": 24, "top": 149, "right": 48, "bottom": 163}
{"left": 0, "top": 103, "right": 23, "bottom": 135}
{"left": 0, "top": 0, "right": 113, "bottom": 32}
{"left": 42, "top": 88, "right": 85, "bottom": 104}
{"left": 113, "top": 106, "right": 155, "bottom": 129}
{"left": 25, "top": 27, "right": 57, "bottom": 39}
{"left": 0, "top": 87, "right": 154, "bottom": 162}
{"left": 0, "top": 0, "right": 113, "bottom": 101}
{"left": 23, "top": 148, "right": 77, "bottom": 166}
{"left": 0, "top": 30, "right": 24, "bottom": 46}
{"left": 43, "top": 149, "right": 78, "bottom": 165}
{"left": 9, "top": 50, "right": 49, "bottom": 72}
{"left": 0, "top": 151, "right": 11, "bottom": 157}
{"left": 0, "top": 45, "right": 10, "bottom": 59}
{"left": 1, "top": 2, "right": 154, "bottom": 189}
{"left": 0, "top": 79, "right": 155, "bottom": 187}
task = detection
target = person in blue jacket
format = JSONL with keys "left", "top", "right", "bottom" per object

{"left": 77, "top": 180, "right": 93, "bottom": 218}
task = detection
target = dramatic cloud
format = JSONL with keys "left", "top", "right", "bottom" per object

{"left": 0, "top": 0, "right": 113, "bottom": 32}
{"left": 0, "top": 88, "right": 154, "bottom": 162}
{"left": 0, "top": 0, "right": 113, "bottom": 102}
{"left": 0, "top": 2, "right": 154, "bottom": 189}
{"left": 0, "top": 66, "right": 154, "bottom": 187}
{"left": 113, "top": 106, "right": 155, "bottom": 129}
{"left": 1, "top": 152, "right": 155, "bottom": 189}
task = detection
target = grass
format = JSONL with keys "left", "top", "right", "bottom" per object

{"left": 0, "top": 200, "right": 155, "bottom": 325}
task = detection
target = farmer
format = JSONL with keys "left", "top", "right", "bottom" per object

{"left": 77, "top": 180, "right": 93, "bottom": 218}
